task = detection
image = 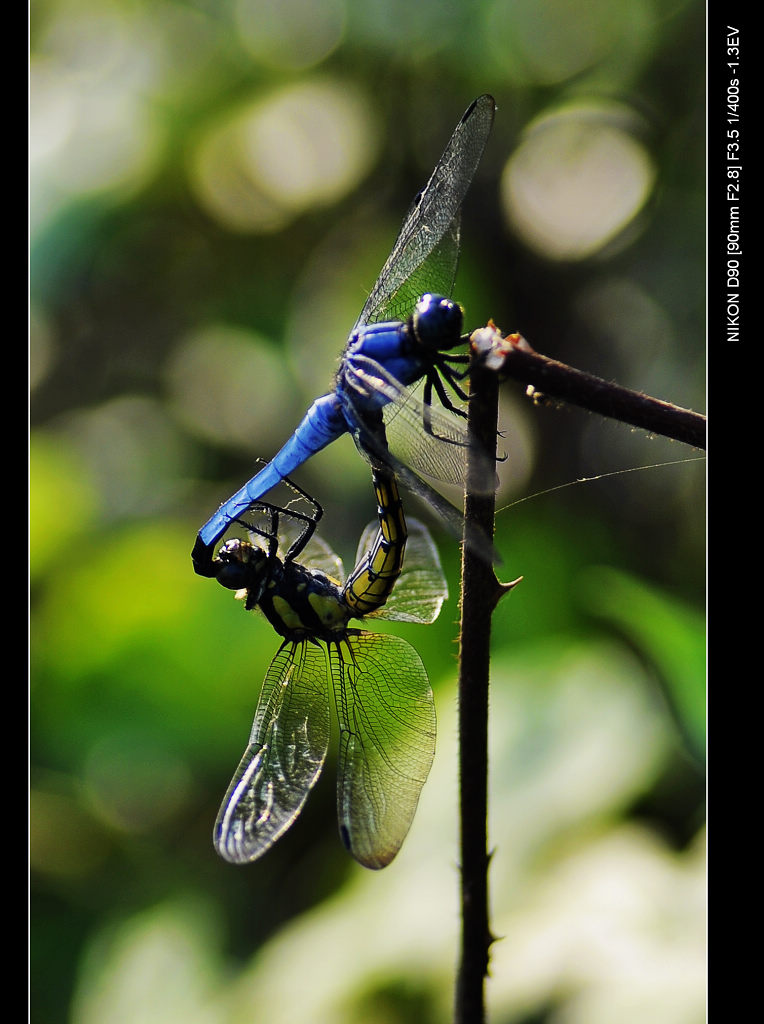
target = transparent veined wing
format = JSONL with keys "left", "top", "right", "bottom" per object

{"left": 332, "top": 631, "right": 437, "bottom": 869}
{"left": 350, "top": 415, "right": 499, "bottom": 565}
{"left": 353, "top": 94, "right": 496, "bottom": 329}
{"left": 359, "top": 222, "right": 461, "bottom": 328}
{"left": 214, "top": 639, "right": 331, "bottom": 864}
{"left": 298, "top": 535, "right": 346, "bottom": 585}
{"left": 343, "top": 355, "right": 471, "bottom": 485}
{"left": 276, "top": 521, "right": 346, "bottom": 583}
{"left": 346, "top": 358, "right": 499, "bottom": 496}
{"left": 354, "top": 517, "right": 449, "bottom": 625}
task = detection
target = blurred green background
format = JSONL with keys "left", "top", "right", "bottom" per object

{"left": 30, "top": 1, "right": 705, "bottom": 1022}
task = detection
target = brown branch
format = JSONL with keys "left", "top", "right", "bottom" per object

{"left": 470, "top": 325, "right": 706, "bottom": 450}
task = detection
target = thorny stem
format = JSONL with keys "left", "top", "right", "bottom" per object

{"left": 452, "top": 327, "right": 701, "bottom": 1022}
{"left": 455, "top": 357, "right": 518, "bottom": 1024}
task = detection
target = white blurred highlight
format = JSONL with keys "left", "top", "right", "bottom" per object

{"left": 190, "top": 82, "right": 377, "bottom": 233}
{"left": 234, "top": 0, "right": 346, "bottom": 70}
{"left": 502, "top": 104, "right": 656, "bottom": 261}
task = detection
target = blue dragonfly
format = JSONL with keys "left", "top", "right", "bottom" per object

{"left": 194, "top": 94, "right": 496, "bottom": 576}
{"left": 206, "top": 469, "right": 448, "bottom": 869}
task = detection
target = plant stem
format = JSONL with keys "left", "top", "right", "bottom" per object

{"left": 455, "top": 358, "right": 517, "bottom": 1023}
{"left": 471, "top": 328, "right": 706, "bottom": 450}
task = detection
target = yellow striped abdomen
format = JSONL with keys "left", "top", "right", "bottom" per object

{"left": 343, "top": 469, "right": 407, "bottom": 618}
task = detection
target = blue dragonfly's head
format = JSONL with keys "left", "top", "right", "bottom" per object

{"left": 214, "top": 538, "right": 272, "bottom": 606}
{"left": 412, "top": 294, "right": 464, "bottom": 351}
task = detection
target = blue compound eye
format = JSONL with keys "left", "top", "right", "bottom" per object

{"left": 412, "top": 294, "right": 463, "bottom": 351}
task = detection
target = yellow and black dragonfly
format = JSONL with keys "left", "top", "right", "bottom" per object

{"left": 205, "top": 469, "right": 448, "bottom": 870}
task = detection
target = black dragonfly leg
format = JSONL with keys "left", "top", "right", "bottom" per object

{"left": 420, "top": 367, "right": 470, "bottom": 445}
{"left": 233, "top": 486, "right": 321, "bottom": 565}
{"left": 443, "top": 351, "right": 471, "bottom": 377}
{"left": 436, "top": 356, "right": 471, "bottom": 398}
{"left": 431, "top": 368, "right": 468, "bottom": 414}
{"left": 276, "top": 475, "right": 324, "bottom": 563}
{"left": 194, "top": 476, "right": 323, "bottom": 579}
{"left": 232, "top": 505, "right": 280, "bottom": 558}
{"left": 420, "top": 365, "right": 470, "bottom": 438}
{"left": 243, "top": 460, "right": 324, "bottom": 561}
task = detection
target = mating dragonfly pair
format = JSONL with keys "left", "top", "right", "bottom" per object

{"left": 197, "top": 95, "right": 498, "bottom": 868}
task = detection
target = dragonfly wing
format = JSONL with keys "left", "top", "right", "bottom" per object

{"left": 359, "top": 436, "right": 499, "bottom": 565}
{"left": 353, "top": 94, "right": 496, "bottom": 329}
{"left": 346, "top": 356, "right": 468, "bottom": 485}
{"left": 333, "top": 631, "right": 436, "bottom": 869}
{"left": 345, "top": 355, "right": 498, "bottom": 494}
{"left": 301, "top": 537, "right": 345, "bottom": 584}
{"left": 357, "top": 517, "right": 449, "bottom": 624}
{"left": 344, "top": 370, "right": 499, "bottom": 564}
{"left": 214, "top": 639, "right": 330, "bottom": 864}
{"left": 357, "top": 220, "right": 461, "bottom": 328}
{"left": 289, "top": 530, "right": 345, "bottom": 584}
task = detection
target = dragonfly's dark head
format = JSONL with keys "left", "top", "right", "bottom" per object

{"left": 412, "top": 294, "right": 463, "bottom": 352}
{"left": 214, "top": 539, "right": 271, "bottom": 605}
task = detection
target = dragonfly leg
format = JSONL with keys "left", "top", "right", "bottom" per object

{"left": 231, "top": 505, "right": 280, "bottom": 560}
{"left": 419, "top": 368, "right": 469, "bottom": 442}
{"left": 442, "top": 351, "right": 471, "bottom": 383}
{"left": 232, "top": 480, "right": 322, "bottom": 564}
{"left": 275, "top": 476, "right": 323, "bottom": 562}
{"left": 425, "top": 366, "right": 469, "bottom": 422}
{"left": 435, "top": 357, "right": 471, "bottom": 401}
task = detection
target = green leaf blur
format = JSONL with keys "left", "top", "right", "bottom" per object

{"left": 31, "top": 1, "right": 705, "bottom": 1021}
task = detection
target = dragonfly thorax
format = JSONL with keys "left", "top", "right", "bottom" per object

{"left": 411, "top": 294, "right": 463, "bottom": 352}
{"left": 262, "top": 563, "right": 349, "bottom": 638}
{"left": 216, "top": 537, "right": 350, "bottom": 636}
